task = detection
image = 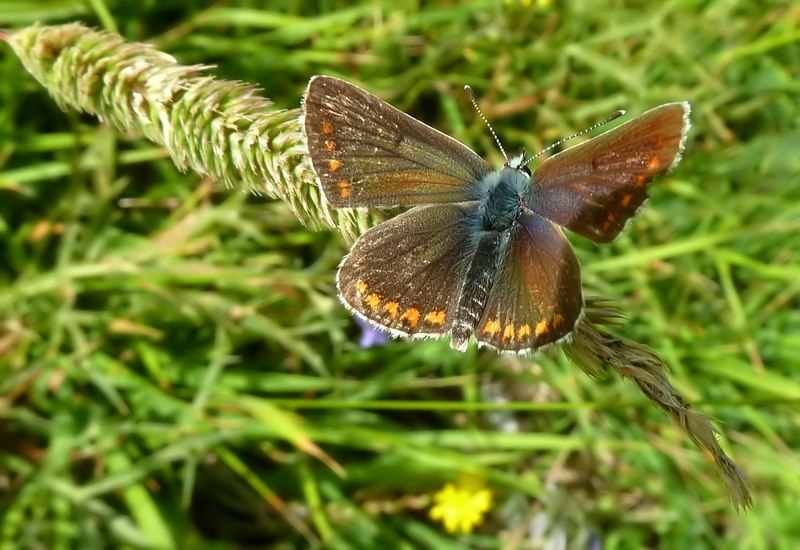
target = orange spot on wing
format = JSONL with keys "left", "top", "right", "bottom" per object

{"left": 384, "top": 301, "right": 399, "bottom": 319}
{"left": 647, "top": 156, "right": 660, "bottom": 171}
{"left": 356, "top": 280, "right": 368, "bottom": 295}
{"left": 328, "top": 159, "right": 342, "bottom": 172}
{"left": 321, "top": 120, "right": 334, "bottom": 134}
{"left": 324, "top": 139, "right": 336, "bottom": 152}
{"left": 337, "top": 179, "right": 351, "bottom": 199}
{"left": 365, "top": 293, "right": 382, "bottom": 309}
{"left": 621, "top": 193, "right": 633, "bottom": 208}
{"left": 534, "top": 320, "right": 549, "bottom": 337}
{"left": 517, "top": 324, "right": 531, "bottom": 339}
{"left": 482, "top": 319, "right": 501, "bottom": 335}
{"left": 603, "top": 211, "right": 615, "bottom": 230}
{"left": 553, "top": 313, "right": 565, "bottom": 328}
{"left": 635, "top": 174, "right": 649, "bottom": 187}
{"left": 502, "top": 323, "right": 515, "bottom": 341}
{"left": 399, "top": 308, "right": 420, "bottom": 327}
{"left": 424, "top": 310, "right": 446, "bottom": 325}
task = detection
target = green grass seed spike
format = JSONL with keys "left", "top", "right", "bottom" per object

{"left": 2, "top": 22, "right": 370, "bottom": 241}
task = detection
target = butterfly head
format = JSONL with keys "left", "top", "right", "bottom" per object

{"left": 506, "top": 151, "right": 532, "bottom": 177}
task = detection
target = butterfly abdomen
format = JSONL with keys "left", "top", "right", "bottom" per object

{"left": 450, "top": 231, "right": 511, "bottom": 351}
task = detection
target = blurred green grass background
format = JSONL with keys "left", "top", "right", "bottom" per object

{"left": 1, "top": 1, "right": 799, "bottom": 548}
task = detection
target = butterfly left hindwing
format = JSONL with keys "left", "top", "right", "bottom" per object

{"left": 337, "top": 203, "right": 481, "bottom": 337}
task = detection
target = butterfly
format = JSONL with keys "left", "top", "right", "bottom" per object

{"left": 302, "top": 76, "right": 690, "bottom": 353}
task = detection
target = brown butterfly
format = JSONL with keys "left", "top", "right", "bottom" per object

{"left": 303, "top": 76, "right": 690, "bottom": 353}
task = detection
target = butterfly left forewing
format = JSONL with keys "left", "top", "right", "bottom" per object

{"left": 474, "top": 212, "right": 582, "bottom": 352}
{"left": 303, "top": 76, "right": 492, "bottom": 208}
{"left": 530, "top": 102, "right": 690, "bottom": 243}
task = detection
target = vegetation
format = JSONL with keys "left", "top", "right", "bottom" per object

{"left": 0, "top": 1, "right": 798, "bottom": 548}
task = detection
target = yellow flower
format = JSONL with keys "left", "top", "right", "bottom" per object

{"left": 503, "top": 0, "right": 552, "bottom": 6}
{"left": 429, "top": 476, "right": 493, "bottom": 534}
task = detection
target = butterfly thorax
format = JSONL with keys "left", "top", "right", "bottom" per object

{"left": 480, "top": 166, "right": 530, "bottom": 231}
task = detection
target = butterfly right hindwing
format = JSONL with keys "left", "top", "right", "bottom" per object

{"left": 474, "top": 211, "right": 583, "bottom": 352}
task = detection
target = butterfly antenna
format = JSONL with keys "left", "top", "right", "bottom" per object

{"left": 522, "top": 109, "right": 626, "bottom": 165}
{"left": 464, "top": 85, "right": 508, "bottom": 164}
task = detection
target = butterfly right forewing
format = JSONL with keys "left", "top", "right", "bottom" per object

{"left": 530, "top": 102, "right": 690, "bottom": 243}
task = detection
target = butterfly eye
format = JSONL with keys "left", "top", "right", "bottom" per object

{"left": 520, "top": 165, "right": 531, "bottom": 177}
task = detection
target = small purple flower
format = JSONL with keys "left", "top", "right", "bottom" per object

{"left": 354, "top": 315, "right": 389, "bottom": 348}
